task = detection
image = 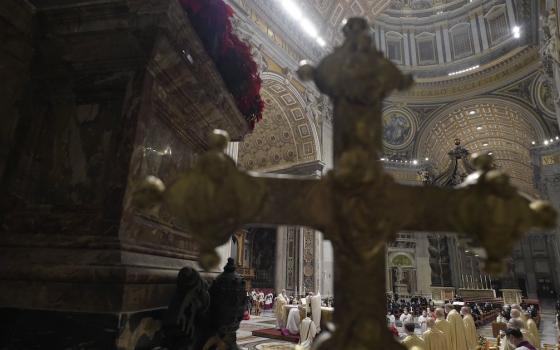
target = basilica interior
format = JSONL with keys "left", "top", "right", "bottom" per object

{"left": 1, "top": 0, "right": 560, "bottom": 349}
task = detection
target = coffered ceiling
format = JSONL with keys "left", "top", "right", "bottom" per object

{"left": 416, "top": 99, "right": 548, "bottom": 196}
{"left": 305, "top": 0, "right": 393, "bottom": 42}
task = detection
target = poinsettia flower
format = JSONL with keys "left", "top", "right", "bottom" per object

{"left": 180, "top": 0, "right": 264, "bottom": 126}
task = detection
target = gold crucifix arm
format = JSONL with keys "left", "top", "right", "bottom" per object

{"left": 133, "top": 130, "right": 328, "bottom": 270}
{"left": 394, "top": 155, "right": 557, "bottom": 272}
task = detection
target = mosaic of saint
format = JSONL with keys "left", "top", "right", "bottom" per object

{"left": 383, "top": 112, "right": 413, "bottom": 148}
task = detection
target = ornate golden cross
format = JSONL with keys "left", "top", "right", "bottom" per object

{"left": 135, "top": 18, "right": 556, "bottom": 350}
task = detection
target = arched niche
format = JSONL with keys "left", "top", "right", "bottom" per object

{"left": 390, "top": 253, "right": 415, "bottom": 267}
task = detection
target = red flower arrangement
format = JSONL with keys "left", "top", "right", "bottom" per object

{"left": 180, "top": 0, "right": 264, "bottom": 129}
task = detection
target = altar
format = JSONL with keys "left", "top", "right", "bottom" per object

{"left": 282, "top": 305, "right": 334, "bottom": 330}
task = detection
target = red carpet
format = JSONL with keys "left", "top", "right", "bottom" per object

{"left": 251, "top": 328, "right": 299, "bottom": 343}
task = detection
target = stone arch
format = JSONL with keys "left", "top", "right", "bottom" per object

{"left": 238, "top": 72, "right": 320, "bottom": 172}
{"left": 414, "top": 97, "right": 548, "bottom": 196}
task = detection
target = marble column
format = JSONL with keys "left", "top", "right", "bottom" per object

{"left": 478, "top": 14, "right": 490, "bottom": 50}
{"left": 505, "top": 0, "right": 517, "bottom": 27}
{"left": 415, "top": 233, "right": 432, "bottom": 297}
{"left": 403, "top": 32, "right": 411, "bottom": 66}
{"left": 215, "top": 141, "right": 241, "bottom": 269}
{"left": 442, "top": 25, "right": 452, "bottom": 62}
{"left": 374, "top": 24, "right": 381, "bottom": 48}
{"left": 275, "top": 226, "right": 289, "bottom": 293}
{"left": 322, "top": 238, "right": 334, "bottom": 297}
{"left": 470, "top": 15, "right": 481, "bottom": 54}
{"left": 409, "top": 30, "right": 417, "bottom": 66}
{"left": 436, "top": 27, "right": 445, "bottom": 63}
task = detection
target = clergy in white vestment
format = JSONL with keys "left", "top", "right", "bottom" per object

{"left": 423, "top": 318, "right": 447, "bottom": 350}
{"left": 274, "top": 293, "right": 287, "bottom": 329}
{"left": 387, "top": 311, "right": 396, "bottom": 326}
{"left": 509, "top": 318, "right": 538, "bottom": 349}
{"left": 510, "top": 304, "right": 527, "bottom": 328}
{"left": 434, "top": 308, "right": 452, "bottom": 350}
{"left": 511, "top": 309, "right": 528, "bottom": 330}
{"left": 310, "top": 292, "right": 322, "bottom": 332}
{"left": 418, "top": 310, "right": 429, "bottom": 333}
{"left": 402, "top": 323, "right": 425, "bottom": 350}
{"left": 286, "top": 307, "right": 302, "bottom": 335}
{"left": 299, "top": 310, "right": 317, "bottom": 349}
{"left": 525, "top": 312, "right": 541, "bottom": 350}
{"left": 461, "top": 306, "right": 478, "bottom": 350}
{"left": 445, "top": 304, "right": 468, "bottom": 350}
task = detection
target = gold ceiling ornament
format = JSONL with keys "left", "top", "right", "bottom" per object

{"left": 134, "top": 17, "right": 557, "bottom": 350}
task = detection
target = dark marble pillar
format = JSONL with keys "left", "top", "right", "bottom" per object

{"left": 0, "top": 0, "right": 249, "bottom": 348}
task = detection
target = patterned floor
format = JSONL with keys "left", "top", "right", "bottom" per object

{"left": 237, "top": 311, "right": 294, "bottom": 350}
{"left": 238, "top": 303, "right": 560, "bottom": 349}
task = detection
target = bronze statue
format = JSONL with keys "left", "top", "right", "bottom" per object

{"left": 135, "top": 17, "right": 556, "bottom": 350}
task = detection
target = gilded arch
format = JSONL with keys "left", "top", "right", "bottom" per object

{"left": 238, "top": 72, "right": 320, "bottom": 172}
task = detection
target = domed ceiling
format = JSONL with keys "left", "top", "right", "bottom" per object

{"left": 234, "top": 0, "right": 555, "bottom": 195}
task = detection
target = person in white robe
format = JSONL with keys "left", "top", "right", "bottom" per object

{"left": 423, "top": 318, "right": 447, "bottom": 350}
{"left": 418, "top": 310, "right": 429, "bottom": 333}
{"left": 461, "top": 306, "right": 478, "bottom": 350}
{"left": 387, "top": 311, "right": 396, "bottom": 326}
{"left": 400, "top": 308, "right": 414, "bottom": 324}
{"left": 265, "top": 293, "right": 274, "bottom": 310}
{"left": 299, "top": 310, "right": 317, "bottom": 349}
{"left": 445, "top": 304, "right": 468, "bottom": 350}
{"left": 286, "top": 307, "right": 302, "bottom": 335}
{"left": 310, "top": 292, "right": 322, "bottom": 332}
{"left": 274, "top": 293, "right": 287, "bottom": 329}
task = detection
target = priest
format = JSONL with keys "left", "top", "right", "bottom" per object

{"left": 299, "top": 310, "right": 317, "bottom": 349}
{"left": 402, "top": 323, "right": 425, "bottom": 350}
{"left": 310, "top": 292, "right": 322, "bottom": 332}
{"left": 423, "top": 318, "right": 447, "bottom": 350}
{"left": 274, "top": 292, "right": 288, "bottom": 329}
{"left": 285, "top": 306, "right": 302, "bottom": 335}
{"left": 461, "top": 306, "right": 478, "bottom": 350}
{"left": 445, "top": 304, "right": 468, "bottom": 350}
{"left": 434, "top": 308, "right": 452, "bottom": 349}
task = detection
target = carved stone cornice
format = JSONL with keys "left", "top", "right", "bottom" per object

{"left": 388, "top": 46, "right": 541, "bottom": 103}
{"left": 267, "top": 159, "right": 325, "bottom": 177}
{"left": 239, "top": 0, "right": 325, "bottom": 62}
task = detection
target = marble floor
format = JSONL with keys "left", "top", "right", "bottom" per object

{"left": 237, "top": 310, "right": 295, "bottom": 350}
{"left": 238, "top": 302, "right": 560, "bottom": 349}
